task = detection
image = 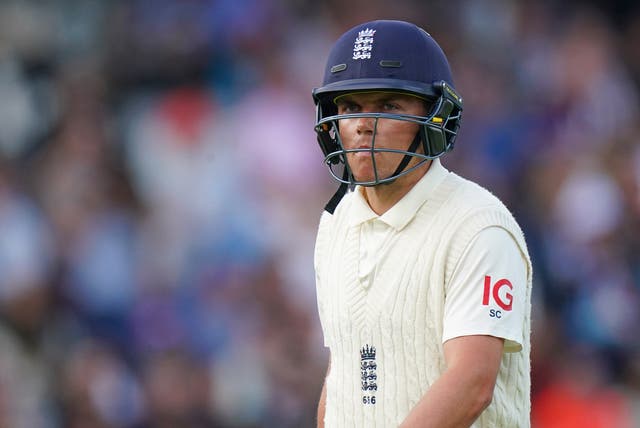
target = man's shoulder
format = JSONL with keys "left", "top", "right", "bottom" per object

{"left": 441, "top": 172, "right": 527, "bottom": 247}
{"left": 440, "top": 173, "right": 531, "bottom": 285}
{"left": 445, "top": 172, "right": 511, "bottom": 216}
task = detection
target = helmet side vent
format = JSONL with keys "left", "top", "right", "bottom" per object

{"left": 330, "top": 64, "right": 347, "bottom": 73}
{"left": 379, "top": 60, "right": 402, "bottom": 68}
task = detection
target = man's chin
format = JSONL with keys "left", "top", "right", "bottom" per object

{"left": 351, "top": 171, "right": 392, "bottom": 184}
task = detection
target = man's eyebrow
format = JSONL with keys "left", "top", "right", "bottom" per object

{"left": 379, "top": 95, "right": 402, "bottom": 103}
{"left": 335, "top": 97, "right": 355, "bottom": 104}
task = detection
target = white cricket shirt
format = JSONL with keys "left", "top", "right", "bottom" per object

{"left": 315, "top": 159, "right": 532, "bottom": 427}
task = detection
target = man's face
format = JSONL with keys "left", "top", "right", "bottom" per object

{"left": 335, "top": 91, "right": 428, "bottom": 184}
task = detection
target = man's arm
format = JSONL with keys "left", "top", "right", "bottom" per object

{"left": 317, "top": 357, "right": 330, "bottom": 428}
{"left": 399, "top": 335, "right": 504, "bottom": 428}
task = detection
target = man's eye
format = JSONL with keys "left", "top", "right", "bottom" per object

{"left": 383, "top": 103, "right": 399, "bottom": 111}
{"left": 339, "top": 104, "right": 359, "bottom": 113}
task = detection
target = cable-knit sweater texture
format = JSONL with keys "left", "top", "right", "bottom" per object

{"left": 315, "top": 170, "right": 532, "bottom": 427}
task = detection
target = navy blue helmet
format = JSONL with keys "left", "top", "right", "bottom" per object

{"left": 313, "top": 20, "right": 463, "bottom": 210}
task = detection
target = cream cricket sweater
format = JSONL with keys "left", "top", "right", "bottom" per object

{"left": 315, "top": 161, "right": 532, "bottom": 427}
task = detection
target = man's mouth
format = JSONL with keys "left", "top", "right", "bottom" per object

{"left": 351, "top": 145, "right": 374, "bottom": 157}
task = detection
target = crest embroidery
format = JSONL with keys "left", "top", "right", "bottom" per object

{"left": 353, "top": 28, "right": 376, "bottom": 60}
{"left": 360, "top": 344, "right": 377, "bottom": 404}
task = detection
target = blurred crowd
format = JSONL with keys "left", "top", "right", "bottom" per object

{"left": 0, "top": 0, "right": 638, "bottom": 427}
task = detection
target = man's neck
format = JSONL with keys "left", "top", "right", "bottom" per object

{"left": 362, "top": 160, "right": 432, "bottom": 215}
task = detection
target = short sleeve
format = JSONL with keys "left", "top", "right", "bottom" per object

{"left": 442, "top": 226, "right": 527, "bottom": 352}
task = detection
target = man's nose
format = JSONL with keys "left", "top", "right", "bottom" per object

{"left": 356, "top": 115, "right": 375, "bottom": 135}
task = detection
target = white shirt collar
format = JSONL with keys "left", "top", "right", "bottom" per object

{"left": 349, "top": 158, "right": 450, "bottom": 230}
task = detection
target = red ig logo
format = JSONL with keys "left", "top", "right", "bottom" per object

{"left": 482, "top": 276, "right": 513, "bottom": 318}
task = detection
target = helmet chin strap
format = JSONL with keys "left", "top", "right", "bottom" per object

{"left": 324, "top": 168, "right": 349, "bottom": 214}
{"left": 385, "top": 132, "right": 423, "bottom": 184}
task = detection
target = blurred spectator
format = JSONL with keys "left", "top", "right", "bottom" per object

{"left": 0, "top": 57, "right": 47, "bottom": 158}
{"left": 0, "top": 157, "right": 56, "bottom": 427}
{"left": 532, "top": 348, "right": 634, "bottom": 428}
{"left": 136, "top": 350, "right": 221, "bottom": 428}
{"left": 59, "top": 339, "right": 143, "bottom": 428}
